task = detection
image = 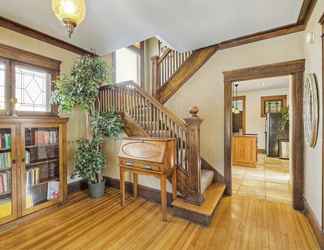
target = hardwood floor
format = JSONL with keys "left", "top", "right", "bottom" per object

{"left": 0, "top": 188, "right": 319, "bottom": 250}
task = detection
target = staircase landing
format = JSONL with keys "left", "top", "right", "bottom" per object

{"left": 172, "top": 182, "right": 226, "bottom": 226}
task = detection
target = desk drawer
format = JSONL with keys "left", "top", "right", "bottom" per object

{"left": 123, "top": 160, "right": 161, "bottom": 172}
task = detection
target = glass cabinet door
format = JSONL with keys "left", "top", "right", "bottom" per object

{"left": 22, "top": 126, "right": 61, "bottom": 214}
{"left": 0, "top": 126, "right": 17, "bottom": 224}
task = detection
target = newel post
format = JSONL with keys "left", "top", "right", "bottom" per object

{"left": 151, "top": 55, "right": 160, "bottom": 96}
{"left": 184, "top": 106, "right": 204, "bottom": 205}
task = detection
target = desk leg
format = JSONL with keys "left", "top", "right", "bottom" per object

{"left": 172, "top": 168, "right": 177, "bottom": 201}
{"left": 133, "top": 173, "right": 138, "bottom": 198}
{"left": 120, "top": 167, "right": 125, "bottom": 207}
{"left": 160, "top": 174, "right": 167, "bottom": 221}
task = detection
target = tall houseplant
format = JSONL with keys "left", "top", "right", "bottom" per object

{"left": 52, "top": 55, "right": 122, "bottom": 198}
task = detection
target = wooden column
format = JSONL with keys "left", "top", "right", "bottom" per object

{"left": 184, "top": 106, "right": 204, "bottom": 205}
{"left": 224, "top": 82, "right": 232, "bottom": 195}
{"left": 151, "top": 55, "right": 160, "bottom": 96}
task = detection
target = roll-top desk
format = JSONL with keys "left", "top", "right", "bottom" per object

{"left": 118, "top": 137, "right": 177, "bottom": 221}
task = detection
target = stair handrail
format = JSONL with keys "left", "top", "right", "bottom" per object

{"left": 98, "top": 81, "right": 204, "bottom": 205}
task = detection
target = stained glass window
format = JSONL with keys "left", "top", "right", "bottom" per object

{"left": 0, "top": 62, "right": 5, "bottom": 110}
{"left": 15, "top": 66, "right": 51, "bottom": 112}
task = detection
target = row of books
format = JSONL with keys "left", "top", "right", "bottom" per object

{"left": 0, "top": 172, "right": 11, "bottom": 194}
{"left": 0, "top": 133, "right": 11, "bottom": 149}
{"left": 32, "top": 130, "right": 58, "bottom": 145}
{"left": 25, "top": 147, "right": 59, "bottom": 164}
{"left": 26, "top": 163, "right": 58, "bottom": 186}
{"left": 0, "top": 152, "right": 11, "bottom": 169}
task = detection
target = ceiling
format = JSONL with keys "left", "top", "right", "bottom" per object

{"left": 0, "top": 0, "right": 303, "bottom": 55}
{"left": 237, "top": 76, "right": 290, "bottom": 92}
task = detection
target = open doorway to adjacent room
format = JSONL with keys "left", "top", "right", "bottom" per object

{"left": 231, "top": 76, "right": 292, "bottom": 205}
{"left": 223, "top": 60, "right": 305, "bottom": 210}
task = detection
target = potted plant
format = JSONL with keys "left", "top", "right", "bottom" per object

{"left": 52, "top": 55, "right": 123, "bottom": 198}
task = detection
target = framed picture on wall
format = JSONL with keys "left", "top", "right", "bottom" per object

{"left": 260, "top": 95, "right": 287, "bottom": 117}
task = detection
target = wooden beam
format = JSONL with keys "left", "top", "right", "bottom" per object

{"left": 319, "top": 12, "right": 324, "bottom": 24}
{"left": 217, "top": 23, "right": 305, "bottom": 50}
{"left": 298, "top": 0, "right": 318, "bottom": 25}
{"left": 223, "top": 59, "right": 305, "bottom": 82}
{"left": 0, "top": 16, "right": 93, "bottom": 56}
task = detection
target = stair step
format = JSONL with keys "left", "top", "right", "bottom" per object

{"left": 172, "top": 183, "right": 226, "bottom": 226}
{"left": 201, "top": 169, "right": 214, "bottom": 194}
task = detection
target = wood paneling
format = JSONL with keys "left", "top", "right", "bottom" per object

{"left": 232, "top": 135, "right": 257, "bottom": 168}
{"left": 0, "top": 189, "right": 319, "bottom": 249}
{"left": 223, "top": 60, "right": 305, "bottom": 210}
{"left": 0, "top": 17, "right": 93, "bottom": 56}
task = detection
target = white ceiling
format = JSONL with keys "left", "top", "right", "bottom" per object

{"left": 237, "top": 76, "right": 290, "bottom": 92}
{"left": 0, "top": 0, "right": 303, "bottom": 55}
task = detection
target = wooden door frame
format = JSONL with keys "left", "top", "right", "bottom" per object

{"left": 223, "top": 59, "right": 305, "bottom": 210}
{"left": 232, "top": 96, "right": 246, "bottom": 133}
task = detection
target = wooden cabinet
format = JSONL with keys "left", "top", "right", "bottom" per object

{"left": 232, "top": 135, "right": 257, "bottom": 167}
{"left": 0, "top": 116, "right": 68, "bottom": 225}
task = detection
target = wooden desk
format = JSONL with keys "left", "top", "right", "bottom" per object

{"left": 232, "top": 134, "right": 257, "bottom": 167}
{"left": 118, "top": 137, "right": 177, "bottom": 221}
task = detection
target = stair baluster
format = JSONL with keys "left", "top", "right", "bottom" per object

{"left": 97, "top": 81, "right": 204, "bottom": 205}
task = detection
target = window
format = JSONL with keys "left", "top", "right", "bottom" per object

{"left": 15, "top": 65, "right": 51, "bottom": 112}
{"left": 115, "top": 48, "right": 140, "bottom": 84}
{"left": 260, "top": 95, "right": 287, "bottom": 117}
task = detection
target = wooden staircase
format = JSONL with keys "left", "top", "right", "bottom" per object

{"left": 97, "top": 81, "right": 225, "bottom": 225}
{"left": 152, "top": 46, "right": 218, "bottom": 104}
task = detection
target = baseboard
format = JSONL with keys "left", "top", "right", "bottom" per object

{"left": 304, "top": 198, "right": 324, "bottom": 249}
{"left": 257, "top": 148, "right": 266, "bottom": 154}
{"left": 103, "top": 176, "right": 174, "bottom": 206}
{"left": 67, "top": 179, "right": 88, "bottom": 194}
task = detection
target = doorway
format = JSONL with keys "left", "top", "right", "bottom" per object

{"left": 223, "top": 59, "right": 305, "bottom": 210}
{"left": 231, "top": 76, "right": 291, "bottom": 205}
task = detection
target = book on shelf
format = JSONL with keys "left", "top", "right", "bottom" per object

{"left": 26, "top": 168, "right": 40, "bottom": 186}
{"left": 0, "top": 172, "right": 11, "bottom": 194}
{"left": 34, "top": 130, "right": 57, "bottom": 145}
{"left": 0, "top": 152, "right": 11, "bottom": 169}
{"left": 0, "top": 133, "right": 11, "bottom": 149}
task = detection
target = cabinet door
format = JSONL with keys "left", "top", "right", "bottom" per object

{"left": 0, "top": 125, "right": 18, "bottom": 225}
{"left": 21, "top": 124, "right": 63, "bottom": 215}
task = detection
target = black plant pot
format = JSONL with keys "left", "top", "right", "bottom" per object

{"left": 88, "top": 180, "right": 106, "bottom": 198}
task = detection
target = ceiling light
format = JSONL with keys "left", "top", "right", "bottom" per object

{"left": 52, "top": 0, "right": 86, "bottom": 38}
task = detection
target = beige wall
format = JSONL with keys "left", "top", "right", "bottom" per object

{"left": 0, "top": 27, "right": 84, "bottom": 177}
{"left": 165, "top": 32, "right": 304, "bottom": 177}
{"left": 238, "top": 88, "right": 289, "bottom": 149}
{"left": 303, "top": 1, "right": 324, "bottom": 227}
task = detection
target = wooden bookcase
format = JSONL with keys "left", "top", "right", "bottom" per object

{"left": 0, "top": 116, "right": 68, "bottom": 225}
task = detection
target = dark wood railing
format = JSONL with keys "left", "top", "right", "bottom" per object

{"left": 97, "top": 81, "right": 204, "bottom": 204}
{"left": 152, "top": 49, "right": 192, "bottom": 95}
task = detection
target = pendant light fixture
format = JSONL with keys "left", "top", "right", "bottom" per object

{"left": 232, "top": 83, "right": 241, "bottom": 114}
{"left": 52, "top": 0, "right": 86, "bottom": 38}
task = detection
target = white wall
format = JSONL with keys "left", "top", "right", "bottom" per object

{"left": 165, "top": 32, "right": 304, "bottom": 176}
{"left": 238, "top": 88, "right": 289, "bottom": 149}
{"left": 303, "top": 1, "right": 324, "bottom": 228}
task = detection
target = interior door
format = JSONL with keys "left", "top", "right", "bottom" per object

{"left": 0, "top": 124, "right": 18, "bottom": 225}
{"left": 20, "top": 123, "right": 62, "bottom": 215}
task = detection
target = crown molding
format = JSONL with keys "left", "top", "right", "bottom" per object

{"left": 0, "top": 16, "right": 94, "bottom": 56}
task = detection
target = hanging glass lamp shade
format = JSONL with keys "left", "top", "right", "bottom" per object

{"left": 52, "top": 0, "right": 86, "bottom": 37}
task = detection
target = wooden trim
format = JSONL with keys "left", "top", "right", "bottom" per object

{"left": 0, "top": 17, "right": 93, "bottom": 56}
{"left": 224, "top": 59, "right": 305, "bottom": 82}
{"left": 0, "top": 43, "right": 61, "bottom": 72}
{"left": 321, "top": 20, "right": 324, "bottom": 232}
{"left": 260, "top": 95, "right": 287, "bottom": 117}
{"left": 223, "top": 60, "right": 305, "bottom": 210}
{"left": 232, "top": 96, "right": 246, "bottom": 133}
{"left": 297, "top": 0, "right": 318, "bottom": 25}
{"left": 304, "top": 198, "right": 324, "bottom": 248}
